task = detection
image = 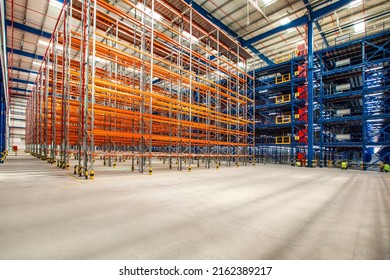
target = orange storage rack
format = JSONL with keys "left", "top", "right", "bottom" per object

{"left": 25, "top": 0, "right": 254, "bottom": 178}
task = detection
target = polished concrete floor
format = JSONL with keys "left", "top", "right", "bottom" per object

{"left": 0, "top": 155, "right": 389, "bottom": 260}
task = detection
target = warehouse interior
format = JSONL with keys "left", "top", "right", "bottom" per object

{"left": 0, "top": 0, "right": 389, "bottom": 259}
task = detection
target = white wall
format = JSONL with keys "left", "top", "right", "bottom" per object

{"left": 10, "top": 97, "right": 26, "bottom": 151}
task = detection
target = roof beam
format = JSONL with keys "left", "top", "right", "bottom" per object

{"left": 208, "top": 0, "right": 233, "bottom": 15}
{"left": 247, "top": 45, "right": 274, "bottom": 65}
{"left": 323, "top": 10, "right": 390, "bottom": 37}
{"left": 244, "top": 16, "right": 308, "bottom": 47}
{"left": 5, "top": 20, "right": 51, "bottom": 38}
{"left": 248, "top": 0, "right": 268, "bottom": 21}
{"left": 244, "top": 0, "right": 353, "bottom": 47}
{"left": 10, "top": 79, "right": 35, "bottom": 85}
{"left": 182, "top": 0, "right": 274, "bottom": 65}
{"left": 303, "top": 0, "right": 329, "bottom": 48}
{"left": 9, "top": 67, "right": 38, "bottom": 74}
{"left": 11, "top": 87, "right": 31, "bottom": 92}
{"left": 7, "top": 47, "right": 44, "bottom": 60}
{"left": 311, "top": 0, "right": 353, "bottom": 20}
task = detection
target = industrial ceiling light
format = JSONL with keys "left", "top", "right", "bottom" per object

{"left": 49, "top": 0, "right": 63, "bottom": 9}
{"left": 28, "top": 73, "right": 37, "bottom": 78}
{"left": 262, "top": 0, "right": 277, "bottom": 6}
{"left": 279, "top": 17, "right": 291, "bottom": 25}
{"left": 38, "top": 39, "right": 63, "bottom": 50}
{"left": 354, "top": 21, "right": 365, "bottom": 34}
{"left": 136, "top": 3, "right": 162, "bottom": 21}
{"left": 349, "top": 0, "right": 362, "bottom": 8}
{"left": 365, "top": 66, "right": 383, "bottom": 71}
{"left": 38, "top": 39, "right": 50, "bottom": 46}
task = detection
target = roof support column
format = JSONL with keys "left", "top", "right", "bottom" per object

{"left": 307, "top": 20, "right": 314, "bottom": 167}
{"left": 0, "top": 78, "right": 6, "bottom": 158}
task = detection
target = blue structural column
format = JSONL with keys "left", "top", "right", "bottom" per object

{"left": 307, "top": 20, "right": 314, "bottom": 167}
{"left": 302, "top": 0, "right": 329, "bottom": 48}
{"left": 319, "top": 60, "right": 324, "bottom": 167}
{"left": 0, "top": 75, "right": 6, "bottom": 161}
{"left": 1, "top": 0, "right": 7, "bottom": 161}
{"left": 0, "top": 100, "right": 5, "bottom": 158}
{"left": 361, "top": 41, "right": 367, "bottom": 170}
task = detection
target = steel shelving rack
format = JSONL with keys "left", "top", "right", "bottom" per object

{"left": 24, "top": 0, "right": 255, "bottom": 178}
{"left": 253, "top": 28, "right": 390, "bottom": 169}
{"left": 316, "top": 30, "right": 390, "bottom": 169}
{"left": 253, "top": 47, "right": 310, "bottom": 165}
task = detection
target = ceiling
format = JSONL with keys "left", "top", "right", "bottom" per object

{"left": 4, "top": 0, "right": 390, "bottom": 99}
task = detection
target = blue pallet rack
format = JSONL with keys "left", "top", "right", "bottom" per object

{"left": 252, "top": 28, "right": 390, "bottom": 169}
{"left": 316, "top": 30, "right": 390, "bottom": 169}
{"left": 253, "top": 50, "right": 310, "bottom": 165}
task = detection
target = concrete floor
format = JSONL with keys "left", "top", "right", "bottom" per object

{"left": 0, "top": 155, "right": 389, "bottom": 260}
